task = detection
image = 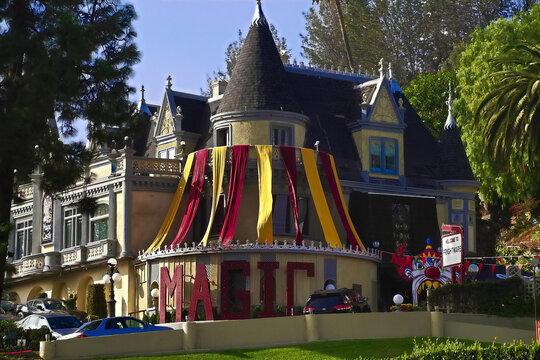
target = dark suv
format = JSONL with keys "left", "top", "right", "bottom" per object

{"left": 303, "top": 288, "right": 371, "bottom": 314}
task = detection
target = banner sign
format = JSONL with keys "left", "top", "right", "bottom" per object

{"left": 442, "top": 233, "right": 463, "bottom": 268}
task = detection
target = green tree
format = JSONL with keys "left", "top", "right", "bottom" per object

{"left": 474, "top": 41, "right": 540, "bottom": 168}
{"left": 455, "top": 4, "right": 540, "bottom": 203}
{"left": 404, "top": 70, "right": 457, "bottom": 140}
{"left": 312, "top": 0, "right": 354, "bottom": 70}
{"left": 302, "top": 0, "right": 386, "bottom": 74}
{"left": 0, "top": 0, "right": 141, "bottom": 296}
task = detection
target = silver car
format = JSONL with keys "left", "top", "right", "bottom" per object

{"left": 18, "top": 313, "right": 82, "bottom": 339}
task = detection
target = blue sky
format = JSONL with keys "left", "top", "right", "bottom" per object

{"left": 129, "top": 0, "right": 312, "bottom": 105}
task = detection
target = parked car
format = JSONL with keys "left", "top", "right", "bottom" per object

{"left": 16, "top": 298, "right": 88, "bottom": 322}
{"left": 18, "top": 313, "right": 82, "bottom": 339}
{"left": 303, "top": 288, "right": 371, "bottom": 314}
{"left": 58, "top": 316, "right": 172, "bottom": 339}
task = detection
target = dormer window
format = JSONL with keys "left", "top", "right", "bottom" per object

{"left": 370, "top": 137, "right": 397, "bottom": 174}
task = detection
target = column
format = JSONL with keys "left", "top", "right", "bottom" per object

{"left": 29, "top": 173, "right": 43, "bottom": 255}
{"left": 108, "top": 183, "right": 117, "bottom": 240}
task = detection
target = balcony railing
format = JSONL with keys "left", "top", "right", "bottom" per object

{"left": 86, "top": 239, "right": 116, "bottom": 262}
{"left": 12, "top": 253, "right": 45, "bottom": 277}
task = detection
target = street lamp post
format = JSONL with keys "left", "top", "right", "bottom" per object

{"left": 102, "top": 258, "right": 121, "bottom": 318}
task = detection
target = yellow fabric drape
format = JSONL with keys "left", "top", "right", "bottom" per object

{"left": 256, "top": 145, "right": 273, "bottom": 244}
{"left": 301, "top": 148, "right": 343, "bottom": 249}
{"left": 327, "top": 153, "right": 366, "bottom": 251}
{"left": 200, "top": 146, "right": 227, "bottom": 246}
{"left": 146, "top": 153, "right": 195, "bottom": 253}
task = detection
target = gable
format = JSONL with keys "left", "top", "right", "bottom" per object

{"left": 370, "top": 87, "right": 400, "bottom": 124}
{"left": 155, "top": 96, "right": 175, "bottom": 137}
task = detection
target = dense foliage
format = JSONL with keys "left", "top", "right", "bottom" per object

{"left": 455, "top": 4, "right": 540, "bottom": 203}
{"left": 428, "top": 277, "right": 533, "bottom": 317}
{"left": 0, "top": 0, "right": 143, "bottom": 297}
{"left": 302, "top": 0, "right": 533, "bottom": 86}
{"left": 86, "top": 283, "right": 107, "bottom": 318}
{"left": 404, "top": 70, "right": 458, "bottom": 140}
{"left": 392, "top": 338, "right": 540, "bottom": 360}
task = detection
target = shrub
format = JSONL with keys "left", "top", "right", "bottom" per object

{"left": 428, "top": 277, "right": 532, "bottom": 316}
{"left": 86, "top": 284, "right": 107, "bottom": 318}
{"left": 64, "top": 295, "right": 77, "bottom": 310}
{"left": 392, "top": 338, "right": 540, "bottom": 360}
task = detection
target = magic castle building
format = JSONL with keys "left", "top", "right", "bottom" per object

{"left": 6, "top": 3, "right": 478, "bottom": 317}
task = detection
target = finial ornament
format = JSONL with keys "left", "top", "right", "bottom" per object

{"left": 444, "top": 82, "right": 457, "bottom": 129}
{"left": 388, "top": 62, "right": 393, "bottom": 79}
{"left": 140, "top": 85, "right": 146, "bottom": 103}
{"left": 446, "top": 82, "right": 453, "bottom": 112}
{"left": 166, "top": 75, "right": 172, "bottom": 89}
{"left": 378, "top": 58, "right": 384, "bottom": 78}
{"left": 251, "top": 0, "right": 268, "bottom": 26}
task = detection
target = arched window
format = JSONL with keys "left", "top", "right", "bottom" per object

{"left": 90, "top": 204, "right": 109, "bottom": 242}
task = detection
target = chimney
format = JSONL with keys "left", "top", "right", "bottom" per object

{"left": 211, "top": 80, "right": 228, "bottom": 98}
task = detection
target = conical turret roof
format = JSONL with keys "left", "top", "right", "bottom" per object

{"left": 216, "top": 2, "right": 300, "bottom": 114}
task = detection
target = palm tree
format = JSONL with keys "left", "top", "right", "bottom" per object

{"left": 475, "top": 41, "right": 540, "bottom": 169}
{"left": 313, "top": 0, "right": 354, "bottom": 70}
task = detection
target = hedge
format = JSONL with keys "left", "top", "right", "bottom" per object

{"left": 86, "top": 283, "right": 107, "bottom": 318}
{"left": 392, "top": 338, "right": 540, "bottom": 360}
{"left": 427, "top": 277, "right": 534, "bottom": 316}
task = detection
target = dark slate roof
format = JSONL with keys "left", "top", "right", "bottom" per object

{"left": 287, "top": 72, "right": 363, "bottom": 181}
{"left": 166, "top": 89, "right": 207, "bottom": 134}
{"left": 216, "top": 5, "right": 300, "bottom": 114}
{"left": 396, "top": 93, "right": 444, "bottom": 187}
{"left": 440, "top": 125, "right": 475, "bottom": 180}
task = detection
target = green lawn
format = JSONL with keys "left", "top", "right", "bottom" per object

{"left": 95, "top": 337, "right": 477, "bottom": 360}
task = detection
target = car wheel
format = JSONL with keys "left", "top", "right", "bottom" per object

{"left": 16, "top": 311, "right": 24, "bottom": 319}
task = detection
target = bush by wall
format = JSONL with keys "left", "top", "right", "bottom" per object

{"left": 391, "top": 338, "right": 540, "bottom": 360}
{"left": 428, "top": 277, "right": 534, "bottom": 316}
{"left": 86, "top": 283, "right": 107, "bottom": 318}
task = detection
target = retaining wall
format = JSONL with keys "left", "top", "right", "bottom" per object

{"left": 40, "top": 312, "right": 536, "bottom": 360}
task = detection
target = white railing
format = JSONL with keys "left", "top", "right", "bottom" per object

{"left": 60, "top": 246, "right": 86, "bottom": 266}
{"left": 12, "top": 253, "right": 45, "bottom": 276}
{"left": 86, "top": 239, "right": 116, "bottom": 262}
{"left": 138, "top": 240, "right": 381, "bottom": 262}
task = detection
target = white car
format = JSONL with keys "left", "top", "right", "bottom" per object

{"left": 18, "top": 313, "right": 82, "bottom": 339}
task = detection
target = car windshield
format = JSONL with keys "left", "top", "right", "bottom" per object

{"left": 43, "top": 300, "right": 66, "bottom": 310}
{"left": 47, "top": 316, "right": 82, "bottom": 330}
{"left": 307, "top": 294, "right": 343, "bottom": 309}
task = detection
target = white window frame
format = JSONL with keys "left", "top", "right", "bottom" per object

{"left": 90, "top": 204, "right": 109, "bottom": 242}
{"left": 63, "top": 207, "right": 82, "bottom": 249}
{"left": 15, "top": 219, "right": 32, "bottom": 259}
{"left": 214, "top": 124, "right": 231, "bottom": 147}
{"left": 158, "top": 147, "right": 175, "bottom": 159}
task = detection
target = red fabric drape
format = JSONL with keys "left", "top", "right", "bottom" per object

{"left": 319, "top": 152, "right": 360, "bottom": 249}
{"left": 279, "top": 146, "right": 303, "bottom": 244}
{"left": 220, "top": 145, "right": 249, "bottom": 245}
{"left": 170, "top": 149, "right": 208, "bottom": 248}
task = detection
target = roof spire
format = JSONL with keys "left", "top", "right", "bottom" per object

{"left": 444, "top": 82, "right": 456, "bottom": 129}
{"left": 140, "top": 85, "right": 146, "bottom": 104}
{"left": 166, "top": 75, "right": 172, "bottom": 90}
{"left": 378, "top": 58, "right": 384, "bottom": 78}
{"left": 251, "top": 0, "right": 268, "bottom": 27}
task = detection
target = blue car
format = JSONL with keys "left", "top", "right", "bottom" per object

{"left": 58, "top": 316, "right": 172, "bottom": 339}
